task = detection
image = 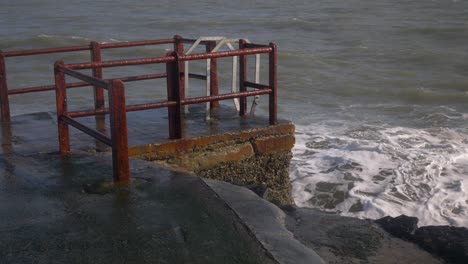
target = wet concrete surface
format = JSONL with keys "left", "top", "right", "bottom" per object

{"left": 203, "top": 179, "right": 324, "bottom": 264}
{"left": 0, "top": 110, "right": 445, "bottom": 264}
{"left": 0, "top": 109, "right": 282, "bottom": 264}
{"left": 0, "top": 152, "right": 276, "bottom": 264}
{"left": 0, "top": 105, "right": 276, "bottom": 155}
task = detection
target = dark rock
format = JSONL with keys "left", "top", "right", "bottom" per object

{"left": 413, "top": 225, "right": 468, "bottom": 264}
{"left": 244, "top": 184, "right": 269, "bottom": 198}
{"left": 315, "top": 182, "right": 341, "bottom": 192}
{"left": 375, "top": 215, "right": 468, "bottom": 263}
{"left": 285, "top": 209, "right": 442, "bottom": 263}
{"left": 372, "top": 175, "right": 386, "bottom": 181}
{"left": 348, "top": 200, "right": 364, "bottom": 212}
{"left": 309, "top": 192, "right": 345, "bottom": 209}
{"left": 375, "top": 215, "right": 419, "bottom": 241}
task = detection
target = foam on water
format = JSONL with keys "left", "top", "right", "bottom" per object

{"left": 291, "top": 123, "right": 468, "bottom": 227}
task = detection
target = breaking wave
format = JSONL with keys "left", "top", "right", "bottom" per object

{"left": 291, "top": 123, "right": 468, "bottom": 227}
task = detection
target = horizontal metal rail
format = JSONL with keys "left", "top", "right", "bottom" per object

{"left": 8, "top": 81, "right": 89, "bottom": 95}
{"left": 3, "top": 46, "right": 91, "bottom": 57}
{"left": 3, "top": 38, "right": 175, "bottom": 57}
{"left": 179, "top": 47, "right": 272, "bottom": 61}
{"left": 7, "top": 73, "right": 167, "bottom": 95}
{"left": 99, "top": 38, "right": 175, "bottom": 49}
{"left": 68, "top": 100, "right": 177, "bottom": 118}
{"left": 65, "top": 47, "right": 272, "bottom": 70}
{"left": 117, "top": 73, "right": 167, "bottom": 82}
{"left": 60, "top": 115, "right": 111, "bottom": 146}
{"left": 181, "top": 89, "right": 271, "bottom": 105}
{"left": 68, "top": 108, "right": 108, "bottom": 118}
{"left": 66, "top": 56, "right": 175, "bottom": 70}
{"left": 68, "top": 88, "right": 269, "bottom": 118}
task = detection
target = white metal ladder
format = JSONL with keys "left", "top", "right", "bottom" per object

{"left": 183, "top": 36, "right": 261, "bottom": 120}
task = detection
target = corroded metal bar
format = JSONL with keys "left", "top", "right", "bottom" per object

{"left": 127, "top": 100, "right": 177, "bottom": 112}
{"left": 99, "top": 38, "right": 175, "bottom": 49}
{"left": 7, "top": 73, "right": 166, "bottom": 95}
{"left": 3, "top": 45, "right": 90, "bottom": 57}
{"left": 3, "top": 38, "right": 176, "bottom": 57}
{"left": 66, "top": 56, "right": 175, "bottom": 70}
{"left": 8, "top": 82, "right": 90, "bottom": 95}
{"left": 174, "top": 35, "right": 185, "bottom": 107}
{"left": 54, "top": 61, "right": 70, "bottom": 154}
{"left": 60, "top": 115, "right": 111, "bottom": 146}
{"left": 0, "top": 51, "right": 10, "bottom": 122}
{"left": 68, "top": 109, "right": 108, "bottom": 118}
{"left": 108, "top": 79, "right": 130, "bottom": 182}
{"left": 206, "top": 41, "right": 219, "bottom": 109}
{"left": 269, "top": 43, "right": 278, "bottom": 125}
{"left": 188, "top": 73, "right": 207, "bottom": 80}
{"left": 239, "top": 39, "right": 247, "bottom": 116}
{"left": 58, "top": 66, "right": 109, "bottom": 88}
{"left": 244, "top": 81, "right": 270, "bottom": 90}
{"left": 1, "top": 121, "right": 13, "bottom": 153}
{"left": 179, "top": 47, "right": 272, "bottom": 62}
{"left": 67, "top": 100, "right": 177, "bottom": 118}
{"left": 65, "top": 48, "right": 272, "bottom": 70}
{"left": 118, "top": 73, "right": 167, "bottom": 82}
{"left": 181, "top": 89, "right": 271, "bottom": 105}
{"left": 90, "top": 41, "right": 106, "bottom": 150}
{"left": 166, "top": 52, "right": 182, "bottom": 139}
{"left": 91, "top": 41, "right": 105, "bottom": 111}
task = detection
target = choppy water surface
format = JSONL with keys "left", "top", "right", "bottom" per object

{"left": 1, "top": 0, "right": 468, "bottom": 226}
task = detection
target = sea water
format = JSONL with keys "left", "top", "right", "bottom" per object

{"left": 1, "top": 0, "right": 468, "bottom": 227}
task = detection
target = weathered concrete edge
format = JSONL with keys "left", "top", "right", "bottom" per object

{"left": 202, "top": 178, "right": 325, "bottom": 264}
{"left": 128, "top": 121, "right": 295, "bottom": 157}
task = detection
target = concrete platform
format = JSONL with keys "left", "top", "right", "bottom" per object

{"left": 0, "top": 105, "right": 275, "bottom": 155}
{"left": 0, "top": 110, "right": 324, "bottom": 264}
{"left": 0, "top": 152, "right": 277, "bottom": 264}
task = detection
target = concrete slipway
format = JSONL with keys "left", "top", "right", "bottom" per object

{"left": 0, "top": 110, "right": 444, "bottom": 263}
{"left": 0, "top": 111, "right": 323, "bottom": 264}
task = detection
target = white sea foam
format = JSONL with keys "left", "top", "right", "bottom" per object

{"left": 38, "top": 34, "right": 91, "bottom": 41}
{"left": 38, "top": 34, "right": 123, "bottom": 44}
{"left": 291, "top": 124, "right": 468, "bottom": 227}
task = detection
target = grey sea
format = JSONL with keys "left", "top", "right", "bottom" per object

{"left": 1, "top": 0, "right": 468, "bottom": 227}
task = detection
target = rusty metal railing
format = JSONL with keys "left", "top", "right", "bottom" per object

{"left": 0, "top": 37, "right": 179, "bottom": 122}
{"left": 53, "top": 40, "right": 277, "bottom": 182}
{"left": 0, "top": 36, "right": 277, "bottom": 183}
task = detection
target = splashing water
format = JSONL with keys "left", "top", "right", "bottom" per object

{"left": 291, "top": 124, "right": 468, "bottom": 227}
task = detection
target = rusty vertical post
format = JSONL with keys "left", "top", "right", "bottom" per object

{"left": 269, "top": 43, "right": 278, "bottom": 125}
{"left": 166, "top": 51, "right": 182, "bottom": 139}
{"left": 1, "top": 122, "right": 13, "bottom": 154}
{"left": 90, "top": 41, "right": 106, "bottom": 151}
{"left": 90, "top": 41, "right": 105, "bottom": 110}
{"left": 109, "top": 80, "right": 130, "bottom": 183}
{"left": 54, "top": 61, "right": 70, "bottom": 154}
{"left": 173, "top": 35, "right": 185, "bottom": 104}
{"left": 239, "top": 39, "right": 247, "bottom": 116}
{"left": 206, "top": 41, "right": 219, "bottom": 109}
{"left": 0, "top": 51, "right": 10, "bottom": 122}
